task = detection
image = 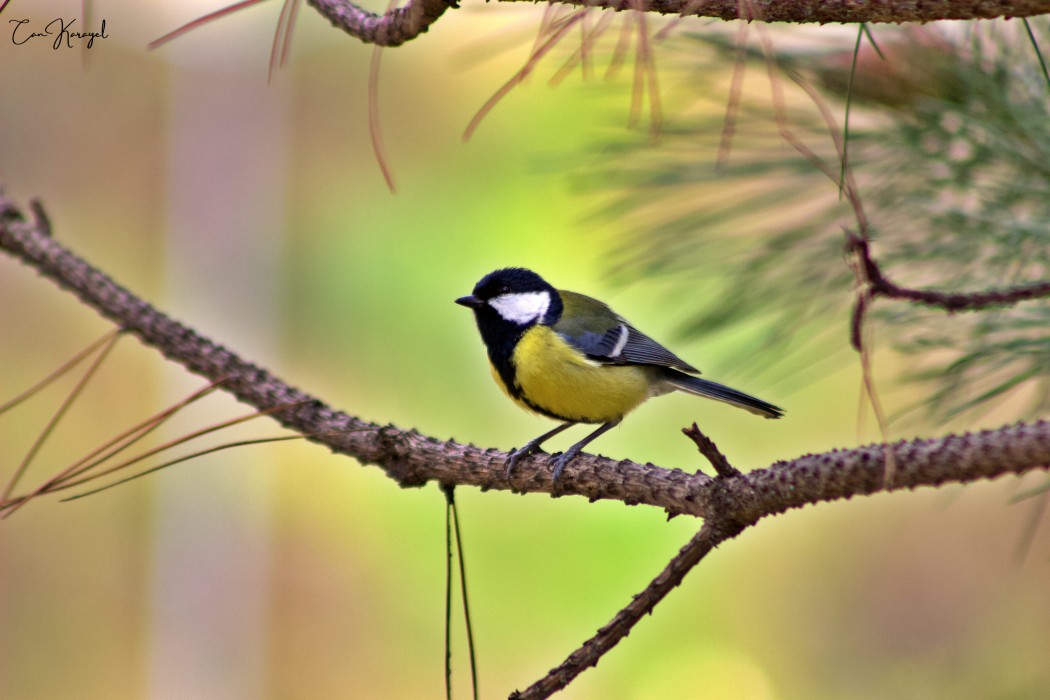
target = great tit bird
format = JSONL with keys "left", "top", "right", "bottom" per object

{"left": 456, "top": 268, "right": 783, "bottom": 481}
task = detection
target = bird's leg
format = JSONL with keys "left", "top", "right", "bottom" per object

{"left": 550, "top": 419, "right": 621, "bottom": 482}
{"left": 506, "top": 422, "right": 576, "bottom": 479}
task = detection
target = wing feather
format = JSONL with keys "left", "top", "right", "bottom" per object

{"left": 551, "top": 291, "right": 698, "bottom": 373}
{"left": 616, "top": 324, "right": 698, "bottom": 373}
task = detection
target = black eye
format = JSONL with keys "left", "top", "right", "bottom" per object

{"left": 498, "top": 285, "right": 511, "bottom": 295}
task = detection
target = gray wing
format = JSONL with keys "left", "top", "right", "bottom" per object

{"left": 562, "top": 320, "right": 699, "bottom": 374}
{"left": 552, "top": 290, "right": 699, "bottom": 373}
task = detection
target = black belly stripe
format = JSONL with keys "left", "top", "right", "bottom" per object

{"left": 489, "top": 353, "right": 573, "bottom": 422}
{"left": 518, "top": 393, "right": 578, "bottom": 423}
{"left": 489, "top": 346, "right": 521, "bottom": 400}
{"left": 477, "top": 318, "right": 589, "bottom": 424}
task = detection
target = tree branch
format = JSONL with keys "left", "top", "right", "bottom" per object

{"left": 512, "top": 518, "right": 743, "bottom": 699}
{"left": 2, "top": 190, "right": 1048, "bottom": 698}
{"left": 847, "top": 233, "right": 1050, "bottom": 351}
{"left": 0, "top": 191, "right": 712, "bottom": 516}
{"left": 559, "top": 0, "right": 1050, "bottom": 23}
{"left": 305, "top": 0, "right": 1050, "bottom": 47}
{"left": 850, "top": 234, "right": 1050, "bottom": 313}
{"left": 1, "top": 189, "right": 1047, "bottom": 511}
{"left": 306, "top": 0, "right": 459, "bottom": 47}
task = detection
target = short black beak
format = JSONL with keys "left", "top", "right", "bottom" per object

{"left": 455, "top": 295, "right": 484, "bottom": 309}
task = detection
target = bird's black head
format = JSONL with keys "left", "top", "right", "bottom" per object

{"left": 456, "top": 269, "right": 563, "bottom": 388}
{"left": 455, "top": 268, "right": 562, "bottom": 328}
{"left": 453, "top": 270, "right": 562, "bottom": 407}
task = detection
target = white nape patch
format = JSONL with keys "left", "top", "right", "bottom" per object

{"left": 610, "top": 324, "right": 629, "bottom": 357}
{"left": 489, "top": 291, "right": 550, "bottom": 325}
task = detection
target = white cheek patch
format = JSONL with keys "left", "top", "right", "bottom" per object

{"left": 489, "top": 291, "right": 550, "bottom": 325}
{"left": 609, "top": 323, "right": 629, "bottom": 358}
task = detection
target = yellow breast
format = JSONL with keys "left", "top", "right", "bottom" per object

{"left": 500, "top": 326, "right": 654, "bottom": 424}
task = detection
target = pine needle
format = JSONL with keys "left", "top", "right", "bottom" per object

{"left": 1022, "top": 18, "right": 1050, "bottom": 89}
{"left": 149, "top": 0, "right": 267, "bottom": 50}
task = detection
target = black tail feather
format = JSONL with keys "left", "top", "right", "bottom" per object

{"left": 662, "top": 371, "right": 783, "bottom": 419}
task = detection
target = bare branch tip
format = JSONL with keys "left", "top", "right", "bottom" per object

{"left": 682, "top": 423, "right": 739, "bottom": 478}
{"left": 28, "top": 199, "right": 52, "bottom": 236}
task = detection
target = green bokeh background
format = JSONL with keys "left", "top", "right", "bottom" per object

{"left": 1, "top": 2, "right": 1048, "bottom": 698}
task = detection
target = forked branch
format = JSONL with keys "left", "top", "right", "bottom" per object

{"left": 2, "top": 190, "right": 1048, "bottom": 698}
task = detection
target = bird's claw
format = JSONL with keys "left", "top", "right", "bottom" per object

{"left": 506, "top": 441, "right": 581, "bottom": 489}
{"left": 505, "top": 445, "right": 536, "bottom": 481}
{"left": 549, "top": 453, "right": 573, "bottom": 483}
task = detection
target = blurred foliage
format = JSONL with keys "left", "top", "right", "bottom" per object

{"left": 588, "top": 22, "right": 1050, "bottom": 425}
{"left": 3, "top": 7, "right": 1050, "bottom": 699}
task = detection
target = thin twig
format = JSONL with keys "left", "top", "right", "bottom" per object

{"left": 511, "top": 520, "right": 748, "bottom": 700}
{"left": 682, "top": 423, "right": 738, "bottom": 478}
{"left": 848, "top": 235, "right": 1050, "bottom": 312}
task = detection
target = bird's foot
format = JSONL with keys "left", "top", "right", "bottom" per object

{"left": 505, "top": 443, "right": 540, "bottom": 481}
{"left": 549, "top": 445, "right": 584, "bottom": 483}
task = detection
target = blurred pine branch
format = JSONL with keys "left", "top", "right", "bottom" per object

{"left": 588, "top": 22, "right": 1050, "bottom": 425}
